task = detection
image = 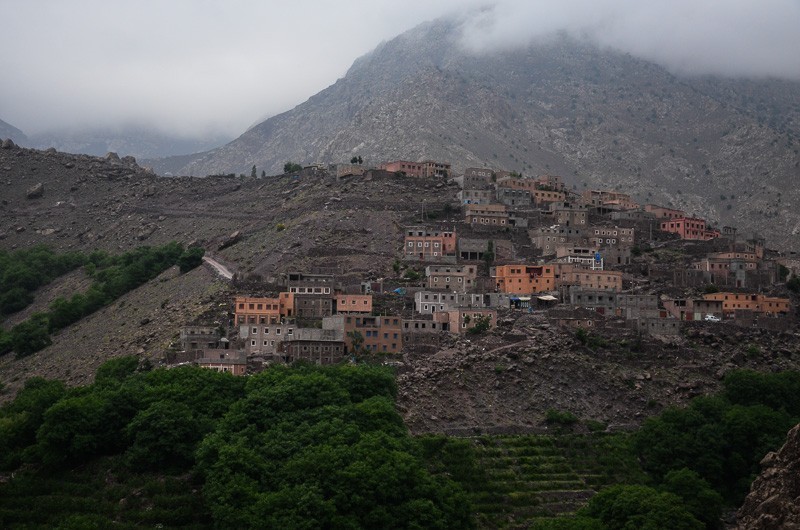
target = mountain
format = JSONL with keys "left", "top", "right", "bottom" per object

{"left": 167, "top": 18, "right": 800, "bottom": 249}
{"left": 28, "top": 126, "right": 231, "bottom": 160}
{"left": 0, "top": 118, "right": 28, "bottom": 145}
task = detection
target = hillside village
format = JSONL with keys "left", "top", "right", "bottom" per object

{"left": 176, "top": 159, "right": 799, "bottom": 377}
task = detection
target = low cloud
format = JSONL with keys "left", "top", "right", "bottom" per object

{"left": 456, "top": 0, "right": 800, "bottom": 80}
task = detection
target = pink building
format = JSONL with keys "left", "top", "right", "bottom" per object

{"left": 660, "top": 217, "right": 719, "bottom": 240}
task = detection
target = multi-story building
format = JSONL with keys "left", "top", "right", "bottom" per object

{"left": 234, "top": 296, "right": 283, "bottom": 325}
{"left": 197, "top": 351, "right": 247, "bottom": 376}
{"left": 491, "top": 264, "right": 557, "bottom": 294}
{"left": 458, "top": 188, "right": 495, "bottom": 205}
{"left": 531, "top": 226, "right": 591, "bottom": 255}
{"left": 434, "top": 309, "right": 498, "bottom": 334}
{"left": 644, "top": 204, "right": 686, "bottom": 219}
{"left": 465, "top": 204, "right": 510, "bottom": 226}
{"left": 498, "top": 177, "right": 566, "bottom": 204}
{"left": 702, "top": 292, "right": 790, "bottom": 316}
{"left": 582, "top": 190, "right": 639, "bottom": 210}
{"left": 180, "top": 326, "right": 223, "bottom": 352}
{"left": 660, "top": 217, "right": 719, "bottom": 240}
{"left": 240, "top": 322, "right": 295, "bottom": 357}
{"left": 325, "top": 314, "right": 403, "bottom": 353}
{"left": 333, "top": 294, "right": 373, "bottom": 314}
{"left": 556, "top": 264, "right": 623, "bottom": 291}
{"left": 414, "top": 291, "right": 486, "bottom": 314}
{"left": 426, "top": 264, "right": 479, "bottom": 292}
{"left": 496, "top": 187, "right": 532, "bottom": 208}
{"left": 379, "top": 160, "right": 451, "bottom": 178}
{"left": 280, "top": 328, "right": 345, "bottom": 364}
{"left": 551, "top": 204, "right": 588, "bottom": 227}
{"left": 404, "top": 226, "right": 457, "bottom": 260}
{"left": 589, "top": 226, "right": 635, "bottom": 247}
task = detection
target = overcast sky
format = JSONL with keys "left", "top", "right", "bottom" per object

{"left": 2, "top": 0, "right": 799, "bottom": 139}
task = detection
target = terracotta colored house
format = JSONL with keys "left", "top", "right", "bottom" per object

{"left": 581, "top": 190, "right": 638, "bottom": 210}
{"left": 660, "top": 217, "right": 719, "bottom": 240}
{"left": 325, "top": 314, "right": 403, "bottom": 353}
{"left": 491, "top": 264, "right": 557, "bottom": 294}
{"left": 333, "top": 294, "right": 373, "bottom": 314}
{"left": 234, "top": 296, "right": 282, "bottom": 325}
{"left": 404, "top": 226, "right": 457, "bottom": 260}
{"left": 556, "top": 264, "right": 623, "bottom": 291}
{"left": 702, "top": 292, "right": 790, "bottom": 316}
{"left": 436, "top": 309, "right": 497, "bottom": 334}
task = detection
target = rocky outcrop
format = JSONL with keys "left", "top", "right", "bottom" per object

{"left": 26, "top": 182, "right": 44, "bottom": 199}
{"left": 736, "top": 423, "right": 800, "bottom": 529}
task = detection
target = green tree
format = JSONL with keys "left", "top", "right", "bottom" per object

{"left": 582, "top": 484, "right": 703, "bottom": 530}
{"left": 178, "top": 247, "right": 205, "bottom": 273}
{"left": 284, "top": 162, "right": 302, "bottom": 174}
{"left": 125, "top": 401, "right": 204, "bottom": 471}
{"left": 10, "top": 313, "right": 52, "bottom": 358}
{"left": 660, "top": 468, "right": 723, "bottom": 529}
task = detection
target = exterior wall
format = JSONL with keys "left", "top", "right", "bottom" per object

{"left": 240, "top": 323, "right": 295, "bottom": 355}
{"left": 496, "top": 187, "right": 532, "bottom": 208}
{"left": 497, "top": 178, "right": 566, "bottom": 203}
{"left": 380, "top": 160, "right": 425, "bottom": 177}
{"left": 234, "top": 296, "right": 282, "bottom": 325}
{"left": 446, "top": 309, "right": 498, "bottom": 334}
{"left": 557, "top": 265, "right": 623, "bottom": 291}
{"left": 589, "top": 226, "right": 635, "bottom": 247}
{"left": 660, "top": 217, "right": 719, "bottom": 240}
{"left": 582, "top": 190, "right": 639, "bottom": 210}
{"left": 532, "top": 189, "right": 567, "bottom": 205}
{"left": 568, "top": 287, "right": 617, "bottom": 315}
{"left": 404, "top": 227, "right": 457, "bottom": 260}
{"left": 553, "top": 207, "right": 588, "bottom": 227}
{"left": 465, "top": 204, "right": 509, "bottom": 226}
{"left": 531, "top": 226, "right": 591, "bottom": 256}
{"left": 491, "top": 264, "right": 557, "bottom": 294}
{"left": 645, "top": 204, "right": 686, "bottom": 219}
{"left": 334, "top": 294, "right": 373, "bottom": 314}
{"left": 329, "top": 314, "right": 403, "bottom": 353}
{"left": 703, "top": 292, "right": 790, "bottom": 315}
{"left": 281, "top": 329, "right": 345, "bottom": 364}
{"left": 414, "top": 291, "right": 486, "bottom": 313}
{"left": 458, "top": 189, "right": 495, "bottom": 205}
{"left": 616, "top": 294, "right": 660, "bottom": 319}
{"left": 426, "top": 264, "right": 478, "bottom": 292}
{"left": 535, "top": 174, "right": 565, "bottom": 191}
{"left": 402, "top": 319, "right": 445, "bottom": 333}
{"left": 180, "top": 326, "right": 221, "bottom": 351}
{"left": 292, "top": 293, "right": 333, "bottom": 319}
{"left": 464, "top": 167, "right": 496, "bottom": 179}
{"left": 379, "top": 160, "right": 450, "bottom": 177}
{"left": 631, "top": 318, "right": 682, "bottom": 336}
{"left": 197, "top": 351, "right": 247, "bottom": 376}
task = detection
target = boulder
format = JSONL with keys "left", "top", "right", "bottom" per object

{"left": 26, "top": 182, "right": 44, "bottom": 199}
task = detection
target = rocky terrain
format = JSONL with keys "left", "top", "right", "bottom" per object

{"left": 736, "top": 423, "right": 800, "bottom": 529}
{"left": 2, "top": 142, "right": 800, "bottom": 432}
{"left": 398, "top": 315, "right": 800, "bottom": 433}
{"left": 156, "top": 18, "right": 800, "bottom": 250}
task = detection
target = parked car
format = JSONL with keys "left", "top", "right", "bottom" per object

{"left": 704, "top": 314, "right": 721, "bottom": 323}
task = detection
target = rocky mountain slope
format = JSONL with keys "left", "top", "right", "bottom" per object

{"left": 736, "top": 423, "right": 800, "bottom": 529}
{"left": 0, "top": 119, "right": 27, "bottom": 146}
{"left": 163, "top": 18, "right": 800, "bottom": 249}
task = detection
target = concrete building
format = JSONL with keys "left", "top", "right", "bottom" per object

{"left": 496, "top": 187, "right": 533, "bottom": 208}
{"left": 180, "top": 326, "right": 223, "bottom": 352}
{"left": 326, "top": 314, "right": 403, "bottom": 353}
{"left": 458, "top": 188, "right": 495, "bottom": 205}
{"left": 234, "top": 296, "right": 283, "bottom": 325}
{"left": 703, "top": 292, "right": 790, "bottom": 317}
{"left": 380, "top": 160, "right": 451, "bottom": 178}
{"left": 645, "top": 204, "right": 686, "bottom": 219}
{"left": 280, "top": 328, "right": 345, "bottom": 364}
{"left": 426, "top": 264, "right": 479, "bottom": 292}
{"left": 197, "top": 351, "right": 247, "bottom": 376}
{"left": 465, "top": 204, "right": 510, "bottom": 226}
{"left": 404, "top": 226, "right": 457, "bottom": 261}
{"left": 333, "top": 294, "right": 373, "bottom": 314}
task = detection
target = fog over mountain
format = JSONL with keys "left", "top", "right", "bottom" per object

{"left": 1, "top": 1, "right": 798, "bottom": 141}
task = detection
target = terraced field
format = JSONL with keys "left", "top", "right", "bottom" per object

{"left": 421, "top": 432, "right": 647, "bottom": 529}
{"left": 0, "top": 458, "right": 210, "bottom": 529}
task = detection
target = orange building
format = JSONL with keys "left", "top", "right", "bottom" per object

{"left": 557, "top": 265, "right": 623, "bottom": 291}
{"left": 334, "top": 294, "right": 373, "bottom": 314}
{"left": 660, "top": 217, "right": 719, "bottom": 240}
{"left": 433, "top": 309, "right": 498, "bottom": 334}
{"left": 404, "top": 226, "right": 457, "bottom": 260}
{"left": 491, "top": 264, "right": 557, "bottom": 294}
{"left": 582, "top": 190, "right": 639, "bottom": 210}
{"left": 234, "top": 296, "right": 282, "bottom": 325}
{"left": 645, "top": 204, "right": 686, "bottom": 219}
{"left": 702, "top": 292, "right": 790, "bottom": 316}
